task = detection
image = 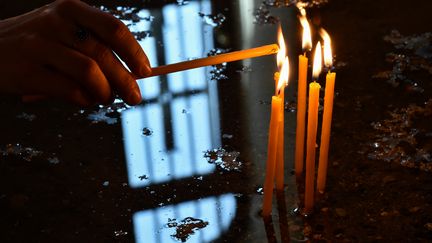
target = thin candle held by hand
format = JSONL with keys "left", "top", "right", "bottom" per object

{"left": 295, "top": 11, "right": 312, "bottom": 178}
{"left": 305, "top": 42, "right": 322, "bottom": 214}
{"left": 317, "top": 29, "right": 336, "bottom": 194}
{"left": 149, "top": 44, "right": 279, "bottom": 77}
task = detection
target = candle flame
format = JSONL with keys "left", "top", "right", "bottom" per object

{"left": 299, "top": 10, "right": 312, "bottom": 52}
{"left": 296, "top": 2, "right": 308, "bottom": 15}
{"left": 312, "top": 41, "right": 322, "bottom": 80}
{"left": 277, "top": 56, "right": 289, "bottom": 92}
{"left": 320, "top": 28, "right": 333, "bottom": 67}
{"left": 277, "top": 25, "right": 286, "bottom": 68}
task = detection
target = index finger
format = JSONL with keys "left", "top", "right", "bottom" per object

{"left": 57, "top": 0, "right": 151, "bottom": 77}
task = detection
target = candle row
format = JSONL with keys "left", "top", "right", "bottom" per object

{"left": 262, "top": 7, "right": 337, "bottom": 217}
{"left": 296, "top": 10, "right": 337, "bottom": 214}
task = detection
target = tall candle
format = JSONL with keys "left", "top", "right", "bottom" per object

{"left": 295, "top": 11, "right": 312, "bottom": 178}
{"left": 263, "top": 54, "right": 289, "bottom": 215}
{"left": 295, "top": 54, "right": 308, "bottom": 178}
{"left": 275, "top": 57, "right": 289, "bottom": 191}
{"left": 276, "top": 83, "right": 285, "bottom": 191}
{"left": 317, "top": 72, "right": 335, "bottom": 193}
{"left": 263, "top": 96, "right": 282, "bottom": 217}
{"left": 317, "top": 29, "right": 336, "bottom": 193}
{"left": 275, "top": 28, "right": 288, "bottom": 192}
{"left": 305, "top": 81, "right": 320, "bottom": 214}
{"left": 305, "top": 42, "right": 322, "bottom": 214}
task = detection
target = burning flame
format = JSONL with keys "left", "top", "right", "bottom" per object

{"left": 277, "top": 56, "right": 289, "bottom": 92}
{"left": 277, "top": 25, "right": 286, "bottom": 68}
{"left": 320, "top": 28, "right": 333, "bottom": 67}
{"left": 312, "top": 41, "right": 322, "bottom": 80}
{"left": 299, "top": 10, "right": 312, "bottom": 52}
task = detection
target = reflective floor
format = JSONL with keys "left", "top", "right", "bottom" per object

{"left": 0, "top": 1, "right": 303, "bottom": 242}
{"left": 4, "top": 0, "right": 432, "bottom": 242}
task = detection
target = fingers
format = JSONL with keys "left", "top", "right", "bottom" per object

{"left": 54, "top": 20, "right": 142, "bottom": 105}
{"left": 75, "top": 38, "right": 143, "bottom": 105}
{"left": 56, "top": 0, "right": 152, "bottom": 78}
{"left": 27, "top": 68, "right": 94, "bottom": 107}
{"left": 31, "top": 38, "right": 113, "bottom": 104}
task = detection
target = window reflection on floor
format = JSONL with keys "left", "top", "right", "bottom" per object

{"left": 133, "top": 194, "right": 236, "bottom": 243}
{"left": 120, "top": 1, "right": 234, "bottom": 242}
{"left": 121, "top": 0, "right": 220, "bottom": 188}
{"left": 121, "top": 92, "right": 219, "bottom": 187}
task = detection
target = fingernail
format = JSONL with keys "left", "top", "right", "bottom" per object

{"left": 131, "top": 88, "right": 142, "bottom": 105}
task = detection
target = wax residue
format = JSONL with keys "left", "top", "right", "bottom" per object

{"left": 87, "top": 110, "right": 118, "bottom": 125}
{"left": 133, "top": 30, "right": 153, "bottom": 41}
{"left": 167, "top": 217, "right": 209, "bottom": 242}
{"left": 142, "top": 127, "right": 153, "bottom": 136}
{"left": 373, "top": 30, "right": 432, "bottom": 92}
{"left": 16, "top": 112, "right": 36, "bottom": 121}
{"left": 204, "top": 147, "right": 242, "bottom": 171}
{"left": 198, "top": 12, "right": 226, "bottom": 27}
{"left": 367, "top": 99, "right": 432, "bottom": 172}
{"left": 99, "top": 6, "right": 153, "bottom": 41}
{"left": 0, "top": 143, "right": 42, "bottom": 162}
{"left": 254, "top": 3, "right": 279, "bottom": 25}
{"left": 87, "top": 99, "right": 130, "bottom": 125}
{"left": 99, "top": 6, "right": 153, "bottom": 24}
{"left": 254, "top": 0, "right": 329, "bottom": 25}
{"left": 207, "top": 48, "right": 230, "bottom": 81}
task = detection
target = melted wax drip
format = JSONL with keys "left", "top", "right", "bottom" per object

{"left": 198, "top": 12, "right": 226, "bottom": 27}
{"left": 99, "top": 6, "right": 154, "bottom": 24}
{"left": 204, "top": 147, "right": 242, "bottom": 171}
{"left": 254, "top": 0, "right": 329, "bottom": 25}
{"left": 86, "top": 99, "right": 130, "bottom": 125}
{"left": 207, "top": 48, "right": 230, "bottom": 81}
{"left": 133, "top": 31, "right": 153, "bottom": 41}
{"left": 0, "top": 143, "right": 42, "bottom": 162}
{"left": 167, "top": 217, "right": 209, "bottom": 242}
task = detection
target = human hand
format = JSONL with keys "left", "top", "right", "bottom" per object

{"left": 0, "top": 0, "right": 151, "bottom": 106}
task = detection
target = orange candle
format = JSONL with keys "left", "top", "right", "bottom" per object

{"left": 295, "top": 11, "right": 312, "bottom": 178}
{"left": 150, "top": 44, "right": 279, "bottom": 77}
{"left": 262, "top": 95, "right": 281, "bottom": 217}
{"left": 275, "top": 57, "right": 289, "bottom": 191}
{"left": 305, "top": 81, "right": 320, "bottom": 213}
{"left": 305, "top": 42, "right": 322, "bottom": 214}
{"left": 276, "top": 83, "right": 285, "bottom": 191}
{"left": 317, "top": 29, "right": 336, "bottom": 193}
{"left": 317, "top": 72, "right": 335, "bottom": 193}
{"left": 295, "top": 54, "right": 308, "bottom": 177}
{"left": 263, "top": 51, "right": 289, "bottom": 216}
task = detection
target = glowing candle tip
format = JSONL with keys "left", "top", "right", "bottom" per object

{"left": 299, "top": 11, "right": 312, "bottom": 52}
{"left": 277, "top": 57, "right": 289, "bottom": 92}
{"left": 277, "top": 25, "right": 286, "bottom": 68}
{"left": 312, "top": 41, "right": 322, "bottom": 80}
{"left": 320, "top": 28, "right": 333, "bottom": 68}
